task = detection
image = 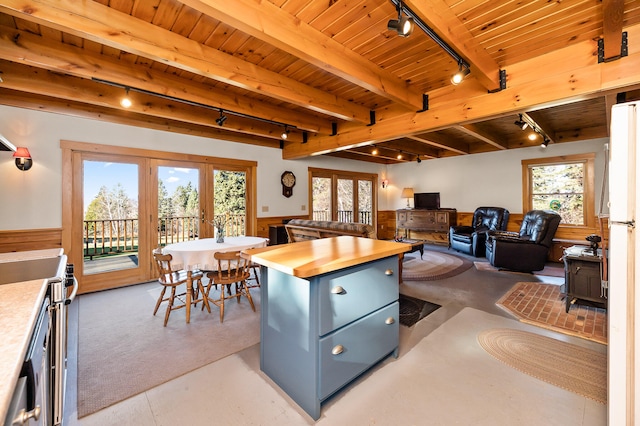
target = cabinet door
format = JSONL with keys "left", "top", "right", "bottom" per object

{"left": 318, "top": 302, "right": 398, "bottom": 400}
{"left": 571, "top": 261, "right": 602, "bottom": 300}
{"left": 318, "top": 257, "right": 398, "bottom": 336}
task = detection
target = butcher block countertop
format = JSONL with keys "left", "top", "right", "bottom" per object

{"left": 0, "top": 278, "right": 48, "bottom": 423}
{"left": 243, "top": 236, "right": 409, "bottom": 278}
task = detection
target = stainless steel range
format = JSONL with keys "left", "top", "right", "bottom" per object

{"left": 1, "top": 252, "right": 77, "bottom": 426}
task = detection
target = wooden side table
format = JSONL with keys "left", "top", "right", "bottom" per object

{"left": 563, "top": 245, "right": 607, "bottom": 312}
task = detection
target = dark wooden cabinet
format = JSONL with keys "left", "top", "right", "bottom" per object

{"left": 563, "top": 246, "right": 607, "bottom": 312}
{"left": 269, "top": 224, "right": 288, "bottom": 245}
{"left": 396, "top": 209, "right": 456, "bottom": 240}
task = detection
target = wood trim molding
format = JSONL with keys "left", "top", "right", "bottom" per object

{"left": 0, "top": 228, "right": 62, "bottom": 253}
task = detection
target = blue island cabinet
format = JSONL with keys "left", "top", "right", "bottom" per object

{"left": 259, "top": 255, "right": 400, "bottom": 420}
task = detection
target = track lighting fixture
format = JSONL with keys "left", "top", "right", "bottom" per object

{"left": 514, "top": 114, "right": 528, "bottom": 130}
{"left": 120, "top": 87, "right": 132, "bottom": 108}
{"left": 387, "top": 1, "right": 414, "bottom": 37}
{"left": 528, "top": 132, "right": 538, "bottom": 141}
{"left": 416, "top": 156, "right": 422, "bottom": 164}
{"left": 216, "top": 110, "right": 227, "bottom": 126}
{"left": 397, "top": 152, "right": 403, "bottom": 160}
{"left": 451, "top": 60, "right": 471, "bottom": 85}
{"left": 541, "top": 138, "right": 550, "bottom": 148}
{"left": 281, "top": 126, "right": 290, "bottom": 140}
{"left": 372, "top": 146, "right": 379, "bottom": 155}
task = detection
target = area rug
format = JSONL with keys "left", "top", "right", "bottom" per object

{"left": 496, "top": 282, "right": 607, "bottom": 344}
{"left": 474, "top": 260, "right": 565, "bottom": 277}
{"left": 76, "top": 281, "right": 261, "bottom": 417}
{"left": 477, "top": 328, "right": 607, "bottom": 404}
{"left": 402, "top": 251, "right": 473, "bottom": 281}
{"left": 398, "top": 294, "right": 440, "bottom": 327}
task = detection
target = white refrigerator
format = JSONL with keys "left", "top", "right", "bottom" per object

{"left": 608, "top": 101, "right": 639, "bottom": 425}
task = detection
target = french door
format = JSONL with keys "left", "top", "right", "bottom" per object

{"left": 62, "top": 141, "right": 257, "bottom": 294}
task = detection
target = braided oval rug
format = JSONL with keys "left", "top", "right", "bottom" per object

{"left": 477, "top": 328, "right": 607, "bottom": 404}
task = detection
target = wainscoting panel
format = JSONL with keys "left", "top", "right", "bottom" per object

{"left": 0, "top": 228, "right": 63, "bottom": 253}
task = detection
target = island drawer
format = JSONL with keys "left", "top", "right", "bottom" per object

{"left": 318, "top": 301, "right": 398, "bottom": 400}
{"left": 317, "top": 256, "right": 398, "bottom": 336}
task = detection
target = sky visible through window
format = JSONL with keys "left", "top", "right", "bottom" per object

{"left": 83, "top": 161, "right": 197, "bottom": 211}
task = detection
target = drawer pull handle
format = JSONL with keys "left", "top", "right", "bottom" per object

{"left": 331, "top": 286, "right": 345, "bottom": 295}
{"left": 332, "top": 344, "right": 344, "bottom": 355}
{"left": 385, "top": 317, "right": 395, "bottom": 325}
{"left": 384, "top": 269, "right": 393, "bottom": 276}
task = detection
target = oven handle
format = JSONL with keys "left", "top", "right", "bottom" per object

{"left": 64, "top": 276, "right": 78, "bottom": 305}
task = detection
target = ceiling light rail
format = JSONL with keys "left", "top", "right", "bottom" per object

{"left": 518, "top": 112, "right": 553, "bottom": 148}
{"left": 388, "top": 0, "right": 470, "bottom": 71}
{"left": 92, "top": 77, "right": 297, "bottom": 134}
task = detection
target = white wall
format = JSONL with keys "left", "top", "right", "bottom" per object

{"left": 0, "top": 105, "right": 383, "bottom": 230}
{"left": 0, "top": 105, "right": 608, "bottom": 230}
{"left": 380, "top": 138, "right": 610, "bottom": 214}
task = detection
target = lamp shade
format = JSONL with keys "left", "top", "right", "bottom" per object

{"left": 400, "top": 188, "right": 414, "bottom": 199}
{"left": 13, "top": 147, "right": 31, "bottom": 159}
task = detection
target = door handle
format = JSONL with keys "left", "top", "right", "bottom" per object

{"left": 201, "top": 209, "right": 205, "bottom": 223}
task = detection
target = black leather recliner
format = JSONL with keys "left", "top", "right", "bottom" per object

{"left": 449, "top": 207, "right": 509, "bottom": 257}
{"left": 485, "top": 210, "right": 561, "bottom": 272}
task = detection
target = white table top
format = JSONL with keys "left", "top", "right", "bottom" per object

{"left": 163, "top": 236, "right": 268, "bottom": 271}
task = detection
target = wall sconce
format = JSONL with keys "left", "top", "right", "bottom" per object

{"left": 381, "top": 179, "right": 389, "bottom": 189}
{"left": 13, "top": 147, "right": 33, "bottom": 171}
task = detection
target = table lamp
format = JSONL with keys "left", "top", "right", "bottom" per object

{"left": 401, "top": 187, "right": 414, "bottom": 208}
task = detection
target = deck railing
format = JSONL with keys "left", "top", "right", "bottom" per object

{"left": 83, "top": 214, "right": 246, "bottom": 259}
{"left": 312, "top": 210, "right": 372, "bottom": 224}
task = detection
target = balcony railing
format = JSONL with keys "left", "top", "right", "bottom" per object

{"left": 83, "top": 214, "right": 246, "bottom": 259}
{"left": 313, "top": 210, "right": 372, "bottom": 224}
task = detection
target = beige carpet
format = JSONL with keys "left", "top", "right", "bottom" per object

{"left": 478, "top": 328, "right": 607, "bottom": 404}
{"left": 474, "top": 260, "right": 565, "bottom": 277}
{"left": 76, "top": 281, "right": 261, "bottom": 418}
{"left": 496, "top": 282, "right": 607, "bottom": 345}
{"left": 402, "top": 251, "right": 472, "bottom": 281}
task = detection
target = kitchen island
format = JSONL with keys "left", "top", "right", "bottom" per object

{"left": 243, "top": 236, "right": 408, "bottom": 420}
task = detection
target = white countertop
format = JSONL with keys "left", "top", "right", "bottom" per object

{"left": 0, "top": 277, "right": 49, "bottom": 423}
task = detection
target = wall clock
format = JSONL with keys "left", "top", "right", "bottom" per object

{"left": 281, "top": 171, "right": 296, "bottom": 198}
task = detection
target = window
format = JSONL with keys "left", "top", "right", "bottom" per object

{"left": 522, "top": 154, "right": 595, "bottom": 227}
{"left": 309, "top": 168, "right": 377, "bottom": 226}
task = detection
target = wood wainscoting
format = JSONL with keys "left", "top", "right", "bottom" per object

{"left": 256, "top": 215, "right": 308, "bottom": 241}
{"left": 0, "top": 228, "right": 63, "bottom": 253}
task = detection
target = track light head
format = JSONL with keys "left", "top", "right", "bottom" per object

{"left": 216, "top": 110, "right": 227, "bottom": 126}
{"left": 514, "top": 114, "right": 528, "bottom": 130}
{"left": 416, "top": 156, "right": 422, "bottom": 163}
{"left": 281, "top": 126, "right": 290, "bottom": 140}
{"left": 451, "top": 63, "right": 471, "bottom": 85}
{"left": 120, "top": 87, "right": 132, "bottom": 108}
{"left": 388, "top": 1, "right": 414, "bottom": 37}
{"left": 528, "top": 132, "right": 538, "bottom": 141}
{"left": 541, "top": 138, "right": 550, "bottom": 148}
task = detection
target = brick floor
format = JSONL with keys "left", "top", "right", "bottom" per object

{"left": 496, "top": 282, "right": 607, "bottom": 344}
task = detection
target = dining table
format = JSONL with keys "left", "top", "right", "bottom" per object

{"left": 162, "top": 236, "right": 268, "bottom": 322}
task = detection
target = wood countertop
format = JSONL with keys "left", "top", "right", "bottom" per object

{"left": 242, "top": 236, "right": 409, "bottom": 278}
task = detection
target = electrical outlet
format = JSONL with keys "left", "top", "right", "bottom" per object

{"left": 262, "top": 206, "right": 269, "bottom": 212}
{"left": 301, "top": 205, "right": 306, "bottom": 211}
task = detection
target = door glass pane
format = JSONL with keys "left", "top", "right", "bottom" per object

{"left": 158, "top": 166, "right": 200, "bottom": 245}
{"left": 358, "top": 180, "right": 372, "bottom": 224}
{"left": 312, "top": 177, "right": 332, "bottom": 220}
{"left": 337, "top": 178, "right": 354, "bottom": 222}
{"left": 83, "top": 160, "right": 139, "bottom": 274}
{"left": 214, "top": 170, "right": 246, "bottom": 236}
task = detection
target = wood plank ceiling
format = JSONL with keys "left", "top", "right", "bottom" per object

{"left": 0, "top": 0, "right": 639, "bottom": 164}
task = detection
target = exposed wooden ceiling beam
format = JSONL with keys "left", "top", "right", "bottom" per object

{"left": 602, "top": 0, "right": 625, "bottom": 61}
{"left": 455, "top": 124, "right": 508, "bottom": 150}
{"left": 179, "top": 0, "right": 424, "bottom": 111}
{"left": 0, "top": 25, "right": 332, "bottom": 135}
{"left": 0, "top": 0, "right": 372, "bottom": 123}
{"left": 282, "top": 23, "right": 640, "bottom": 159}
{"left": 0, "top": 88, "right": 280, "bottom": 148}
{"left": 405, "top": 0, "right": 502, "bottom": 92}
{"left": 407, "top": 135, "right": 468, "bottom": 155}
{"left": 0, "top": 60, "right": 305, "bottom": 142}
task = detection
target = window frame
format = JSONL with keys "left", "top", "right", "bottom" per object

{"left": 521, "top": 153, "right": 595, "bottom": 229}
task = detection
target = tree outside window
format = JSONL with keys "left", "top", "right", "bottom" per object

{"left": 522, "top": 154, "right": 595, "bottom": 228}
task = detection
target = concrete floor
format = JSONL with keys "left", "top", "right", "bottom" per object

{"left": 64, "top": 244, "right": 607, "bottom": 426}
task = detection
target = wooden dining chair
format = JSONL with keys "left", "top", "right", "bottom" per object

{"left": 152, "top": 248, "right": 210, "bottom": 326}
{"left": 246, "top": 262, "right": 261, "bottom": 289}
{"left": 205, "top": 250, "right": 256, "bottom": 323}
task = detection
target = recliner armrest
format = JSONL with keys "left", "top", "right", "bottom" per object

{"left": 450, "top": 225, "right": 474, "bottom": 234}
